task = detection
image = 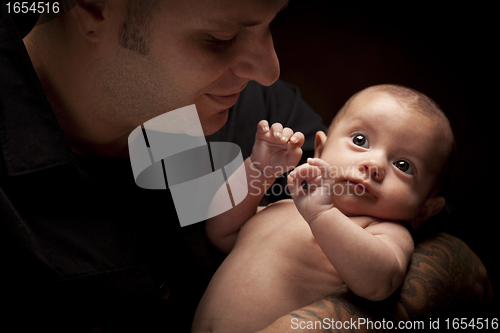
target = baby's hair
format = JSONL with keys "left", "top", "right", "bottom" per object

{"left": 370, "top": 84, "right": 445, "bottom": 120}
{"left": 330, "top": 84, "right": 446, "bottom": 132}
{"left": 330, "top": 84, "right": 457, "bottom": 198}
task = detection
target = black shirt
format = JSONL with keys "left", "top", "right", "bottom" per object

{"left": 0, "top": 5, "right": 326, "bottom": 333}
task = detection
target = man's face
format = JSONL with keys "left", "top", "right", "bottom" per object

{"left": 319, "top": 91, "right": 447, "bottom": 221}
{"left": 97, "top": 0, "right": 285, "bottom": 135}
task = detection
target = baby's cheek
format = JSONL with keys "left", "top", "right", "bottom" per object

{"left": 385, "top": 190, "right": 422, "bottom": 221}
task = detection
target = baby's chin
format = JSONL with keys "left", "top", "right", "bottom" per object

{"left": 332, "top": 192, "right": 376, "bottom": 217}
{"left": 333, "top": 196, "right": 413, "bottom": 222}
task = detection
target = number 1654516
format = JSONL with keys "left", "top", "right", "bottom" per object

{"left": 445, "top": 318, "right": 498, "bottom": 330}
{"left": 6, "top": 2, "right": 60, "bottom": 14}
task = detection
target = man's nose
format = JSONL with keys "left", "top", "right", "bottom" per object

{"left": 230, "top": 29, "right": 280, "bottom": 86}
{"left": 358, "top": 159, "right": 385, "bottom": 181}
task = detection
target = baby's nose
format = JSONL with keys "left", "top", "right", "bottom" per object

{"left": 359, "top": 163, "right": 385, "bottom": 181}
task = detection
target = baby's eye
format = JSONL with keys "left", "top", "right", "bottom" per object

{"left": 394, "top": 160, "right": 413, "bottom": 174}
{"left": 351, "top": 134, "right": 369, "bottom": 148}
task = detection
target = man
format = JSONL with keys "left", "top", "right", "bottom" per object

{"left": 0, "top": 0, "right": 491, "bottom": 332}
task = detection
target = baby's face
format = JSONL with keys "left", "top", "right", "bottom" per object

{"left": 320, "top": 91, "right": 448, "bottom": 221}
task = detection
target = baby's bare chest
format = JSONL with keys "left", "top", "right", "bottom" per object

{"left": 237, "top": 199, "right": 373, "bottom": 254}
{"left": 232, "top": 201, "right": 345, "bottom": 298}
{"left": 195, "top": 201, "right": 376, "bottom": 333}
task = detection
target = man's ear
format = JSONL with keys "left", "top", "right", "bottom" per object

{"left": 410, "top": 196, "right": 446, "bottom": 230}
{"left": 70, "top": 0, "right": 109, "bottom": 43}
{"left": 314, "top": 131, "right": 327, "bottom": 158}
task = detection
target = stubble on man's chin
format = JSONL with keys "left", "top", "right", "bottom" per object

{"left": 217, "top": 108, "right": 230, "bottom": 118}
{"left": 201, "top": 108, "right": 230, "bottom": 136}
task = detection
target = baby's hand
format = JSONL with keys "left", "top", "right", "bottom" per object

{"left": 250, "top": 120, "right": 305, "bottom": 178}
{"left": 287, "top": 158, "right": 335, "bottom": 222}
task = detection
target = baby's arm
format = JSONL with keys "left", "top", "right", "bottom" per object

{"left": 206, "top": 120, "right": 304, "bottom": 254}
{"left": 287, "top": 158, "right": 414, "bottom": 301}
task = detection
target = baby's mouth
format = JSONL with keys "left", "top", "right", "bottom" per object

{"left": 347, "top": 180, "right": 365, "bottom": 190}
{"left": 345, "top": 180, "right": 375, "bottom": 197}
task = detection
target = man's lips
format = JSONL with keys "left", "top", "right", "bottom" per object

{"left": 206, "top": 92, "right": 241, "bottom": 107}
{"left": 206, "top": 83, "right": 247, "bottom": 108}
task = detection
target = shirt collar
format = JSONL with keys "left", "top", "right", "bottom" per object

{"left": 0, "top": 8, "right": 72, "bottom": 177}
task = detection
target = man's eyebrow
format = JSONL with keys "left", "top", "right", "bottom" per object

{"left": 207, "top": 1, "right": 289, "bottom": 30}
{"left": 206, "top": 19, "right": 261, "bottom": 30}
{"left": 279, "top": 1, "right": 289, "bottom": 12}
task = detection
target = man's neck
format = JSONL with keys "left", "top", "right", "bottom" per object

{"left": 26, "top": 46, "right": 132, "bottom": 158}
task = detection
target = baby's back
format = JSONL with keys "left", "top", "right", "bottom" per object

{"left": 192, "top": 199, "right": 346, "bottom": 333}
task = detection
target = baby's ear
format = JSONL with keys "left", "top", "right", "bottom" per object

{"left": 410, "top": 196, "right": 446, "bottom": 230}
{"left": 314, "top": 131, "right": 327, "bottom": 158}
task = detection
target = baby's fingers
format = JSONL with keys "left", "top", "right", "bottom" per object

{"left": 287, "top": 171, "right": 309, "bottom": 197}
{"left": 288, "top": 131, "right": 305, "bottom": 147}
{"left": 257, "top": 120, "right": 270, "bottom": 134}
{"left": 288, "top": 164, "right": 322, "bottom": 191}
{"left": 270, "top": 122, "right": 284, "bottom": 139}
{"left": 307, "top": 158, "right": 334, "bottom": 181}
{"left": 280, "top": 127, "right": 294, "bottom": 143}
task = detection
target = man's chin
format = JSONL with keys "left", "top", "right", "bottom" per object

{"left": 201, "top": 108, "right": 229, "bottom": 136}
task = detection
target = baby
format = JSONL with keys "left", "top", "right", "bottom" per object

{"left": 192, "top": 84, "right": 455, "bottom": 333}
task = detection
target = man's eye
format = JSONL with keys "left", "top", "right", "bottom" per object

{"left": 351, "top": 134, "right": 369, "bottom": 148}
{"left": 394, "top": 160, "right": 413, "bottom": 174}
{"left": 206, "top": 35, "right": 237, "bottom": 50}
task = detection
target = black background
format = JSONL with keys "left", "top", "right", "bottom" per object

{"left": 272, "top": 1, "right": 497, "bottom": 316}
{"left": 10, "top": 0, "right": 497, "bottom": 319}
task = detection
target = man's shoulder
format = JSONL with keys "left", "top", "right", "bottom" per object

{"left": 238, "top": 80, "right": 323, "bottom": 127}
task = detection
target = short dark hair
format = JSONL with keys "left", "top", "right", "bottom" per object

{"left": 119, "top": 0, "right": 160, "bottom": 56}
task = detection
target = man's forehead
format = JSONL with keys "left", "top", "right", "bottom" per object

{"left": 165, "top": 0, "right": 288, "bottom": 28}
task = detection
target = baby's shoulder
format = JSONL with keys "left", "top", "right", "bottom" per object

{"left": 350, "top": 216, "right": 409, "bottom": 232}
{"left": 238, "top": 199, "right": 305, "bottom": 237}
{"left": 362, "top": 219, "right": 413, "bottom": 248}
{"left": 265, "top": 198, "right": 295, "bottom": 207}
{"left": 257, "top": 198, "right": 297, "bottom": 217}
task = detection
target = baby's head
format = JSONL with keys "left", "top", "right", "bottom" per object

{"left": 315, "top": 84, "right": 455, "bottom": 229}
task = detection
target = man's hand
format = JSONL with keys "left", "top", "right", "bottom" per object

{"left": 256, "top": 232, "right": 493, "bottom": 333}
{"left": 287, "top": 157, "right": 335, "bottom": 222}
{"left": 250, "top": 120, "right": 305, "bottom": 178}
